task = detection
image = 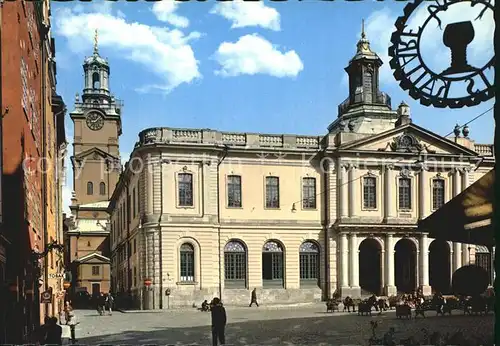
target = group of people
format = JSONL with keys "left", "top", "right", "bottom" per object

{"left": 37, "top": 301, "right": 78, "bottom": 345}
{"left": 95, "top": 292, "right": 114, "bottom": 315}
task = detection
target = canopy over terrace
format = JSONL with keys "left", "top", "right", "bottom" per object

{"left": 418, "top": 169, "right": 494, "bottom": 247}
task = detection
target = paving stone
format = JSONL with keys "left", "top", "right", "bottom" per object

{"left": 70, "top": 304, "right": 493, "bottom": 345}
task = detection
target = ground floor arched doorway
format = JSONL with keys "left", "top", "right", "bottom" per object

{"left": 429, "top": 240, "right": 451, "bottom": 294}
{"left": 395, "top": 238, "right": 417, "bottom": 293}
{"left": 358, "top": 238, "right": 382, "bottom": 295}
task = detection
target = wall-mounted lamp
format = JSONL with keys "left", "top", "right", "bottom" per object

{"left": 291, "top": 203, "right": 297, "bottom": 213}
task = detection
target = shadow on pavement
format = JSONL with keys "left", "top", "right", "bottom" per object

{"left": 76, "top": 312, "right": 493, "bottom": 345}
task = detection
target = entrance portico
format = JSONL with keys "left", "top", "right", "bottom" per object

{"left": 336, "top": 229, "right": 438, "bottom": 298}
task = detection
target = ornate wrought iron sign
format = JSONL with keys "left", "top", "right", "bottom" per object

{"left": 388, "top": 0, "right": 494, "bottom": 108}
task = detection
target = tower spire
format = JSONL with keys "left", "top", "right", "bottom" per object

{"left": 93, "top": 29, "right": 99, "bottom": 55}
{"left": 361, "top": 19, "right": 366, "bottom": 39}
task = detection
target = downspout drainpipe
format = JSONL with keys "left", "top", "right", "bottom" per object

{"left": 158, "top": 152, "right": 163, "bottom": 309}
{"left": 217, "top": 146, "right": 229, "bottom": 300}
{"left": 322, "top": 150, "right": 331, "bottom": 300}
{"left": 125, "top": 181, "right": 131, "bottom": 308}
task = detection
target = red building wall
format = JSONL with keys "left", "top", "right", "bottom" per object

{"left": 1, "top": 1, "right": 45, "bottom": 343}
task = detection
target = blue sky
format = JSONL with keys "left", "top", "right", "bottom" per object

{"left": 51, "top": 0, "right": 494, "bottom": 210}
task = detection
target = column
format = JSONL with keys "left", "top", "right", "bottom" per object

{"left": 348, "top": 164, "right": 357, "bottom": 218}
{"left": 339, "top": 163, "right": 348, "bottom": 218}
{"left": 384, "top": 165, "right": 395, "bottom": 219}
{"left": 384, "top": 234, "right": 396, "bottom": 296}
{"left": 349, "top": 233, "right": 359, "bottom": 291}
{"left": 418, "top": 167, "right": 426, "bottom": 219}
{"left": 339, "top": 233, "right": 349, "bottom": 289}
{"left": 462, "top": 243, "right": 470, "bottom": 265}
{"left": 419, "top": 234, "right": 431, "bottom": 295}
{"left": 453, "top": 242, "right": 462, "bottom": 272}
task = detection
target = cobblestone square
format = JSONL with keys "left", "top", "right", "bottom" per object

{"left": 68, "top": 304, "right": 493, "bottom": 345}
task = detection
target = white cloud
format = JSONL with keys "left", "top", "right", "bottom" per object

{"left": 152, "top": 0, "right": 189, "bottom": 28}
{"left": 210, "top": 0, "right": 280, "bottom": 31}
{"left": 53, "top": 6, "right": 201, "bottom": 94}
{"left": 364, "top": 2, "right": 494, "bottom": 85}
{"left": 213, "top": 34, "right": 303, "bottom": 78}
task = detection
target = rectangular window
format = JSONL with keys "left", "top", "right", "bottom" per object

{"left": 398, "top": 178, "right": 412, "bottom": 209}
{"left": 92, "top": 266, "right": 100, "bottom": 276}
{"left": 133, "top": 239, "right": 137, "bottom": 254}
{"left": 227, "top": 175, "right": 242, "bottom": 208}
{"left": 302, "top": 177, "right": 316, "bottom": 209}
{"left": 265, "top": 176, "right": 280, "bottom": 209}
{"left": 178, "top": 173, "right": 194, "bottom": 207}
{"left": 432, "top": 179, "right": 445, "bottom": 210}
{"left": 133, "top": 267, "right": 137, "bottom": 287}
{"left": 363, "top": 176, "right": 377, "bottom": 209}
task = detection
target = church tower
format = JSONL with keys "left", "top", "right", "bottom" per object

{"left": 70, "top": 30, "right": 122, "bottom": 207}
{"left": 328, "top": 21, "right": 397, "bottom": 134}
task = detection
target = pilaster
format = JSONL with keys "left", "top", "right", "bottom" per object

{"left": 418, "top": 166, "right": 426, "bottom": 220}
{"left": 384, "top": 164, "right": 395, "bottom": 220}
{"left": 348, "top": 164, "right": 357, "bottom": 218}
{"left": 453, "top": 167, "right": 462, "bottom": 197}
{"left": 339, "top": 162, "right": 348, "bottom": 219}
{"left": 462, "top": 167, "right": 471, "bottom": 190}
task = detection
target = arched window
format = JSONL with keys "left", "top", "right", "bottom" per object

{"left": 92, "top": 72, "right": 100, "bottom": 89}
{"left": 299, "top": 241, "right": 319, "bottom": 287}
{"left": 262, "top": 240, "right": 284, "bottom": 288}
{"left": 87, "top": 181, "right": 93, "bottom": 195}
{"left": 224, "top": 240, "right": 247, "bottom": 288}
{"left": 100, "top": 182, "right": 106, "bottom": 195}
{"left": 180, "top": 243, "right": 195, "bottom": 282}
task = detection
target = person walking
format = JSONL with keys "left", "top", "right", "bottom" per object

{"left": 210, "top": 297, "right": 226, "bottom": 346}
{"left": 106, "top": 293, "right": 114, "bottom": 315}
{"left": 249, "top": 288, "right": 259, "bottom": 307}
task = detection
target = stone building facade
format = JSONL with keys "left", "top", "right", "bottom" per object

{"left": 108, "top": 32, "right": 494, "bottom": 308}
{"left": 1, "top": 0, "right": 66, "bottom": 342}
{"left": 64, "top": 34, "right": 122, "bottom": 299}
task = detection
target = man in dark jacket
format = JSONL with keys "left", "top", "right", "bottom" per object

{"left": 44, "top": 317, "right": 62, "bottom": 345}
{"left": 210, "top": 297, "right": 226, "bottom": 346}
{"left": 249, "top": 288, "right": 259, "bottom": 307}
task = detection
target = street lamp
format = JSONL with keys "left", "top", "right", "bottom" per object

{"left": 31, "top": 240, "right": 65, "bottom": 279}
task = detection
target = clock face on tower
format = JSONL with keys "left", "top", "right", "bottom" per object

{"left": 86, "top": 112, "right": 104, "bottom": 131}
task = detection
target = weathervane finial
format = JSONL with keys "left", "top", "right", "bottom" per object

{"left": 361, "top": 19, "right": 366, "bottom": 39}
{"left": 93, "top": 29, "right": 98, "bottom": 55}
